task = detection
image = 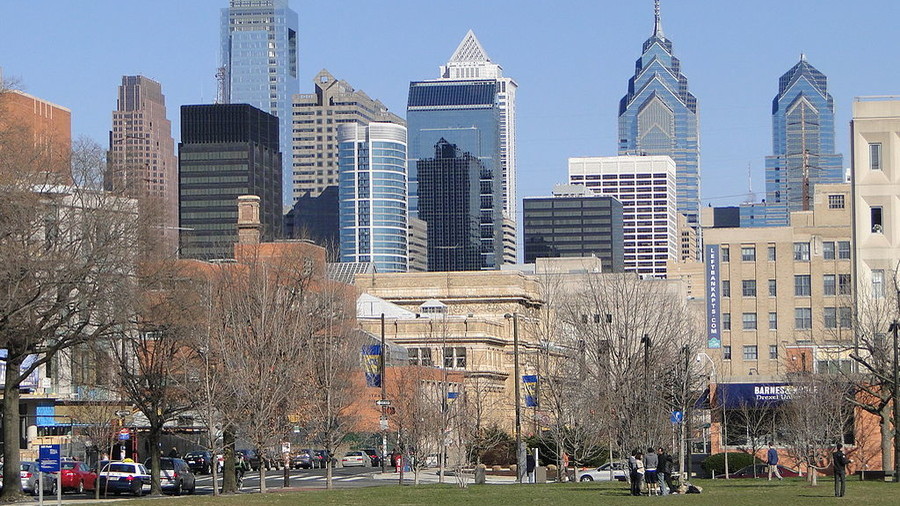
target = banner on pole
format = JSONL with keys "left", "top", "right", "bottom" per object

{"left": 362, "top": 345, "right": 382, "bottom": 387}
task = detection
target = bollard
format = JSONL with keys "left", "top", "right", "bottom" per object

{"left": 475, "top": 464, "right": 486, "bottom": 484}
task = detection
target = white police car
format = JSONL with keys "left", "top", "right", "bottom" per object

{"left": 96, "top": 461, "right": 150, "bottom": 496}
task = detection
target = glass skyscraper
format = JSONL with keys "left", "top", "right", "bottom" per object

{"left": 759, "top": 55, "right": 843, "bottom": 226}
{"left": 220, "top": 0, "right": 298, "bottom": 206}
{"left": 618, "top": 0, "right": 700, "bottom": 227}
{"left": 407, "top": 79, "right": 503, "bottom": 270}
{"left": 338, "top": 123, "right": 408, "bottom": 273}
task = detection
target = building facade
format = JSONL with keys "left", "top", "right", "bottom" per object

{"left": 523, "top": 184, "right": 625, "bottom": 272}
{"left": 178, "top": 104, "right": 282, "bottom": 260}
{"left": 283, "top": 185, "right": 339, "bottom": 259}
{"left": 759, "top": 56, "right": 844, "bottom": 226}
{"left": 569, "top": 156, "right": 678, "bottom": 277}
{"left": 107, "top": 75, "right": 179, "bottom": 252}
{"left": 618, "top": 1, "right": 700, "bottom": 228}
{"left": 0, "top": 89, "right": 71, "bottom": 183}
{"left": 338, "top": 122, "right": 408, "bottom": 273}
{"left": 291, "top": 69, "right": 404, "bottom": 201}
{"left": 418, "top": 139, "right": 484, "bottom": 272}
{"left": 220, "top": 0, "right": 298, "bottom": 206}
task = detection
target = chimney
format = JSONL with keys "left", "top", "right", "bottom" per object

{"left": 237, "top": 195, "right": 262, "bottom": 245}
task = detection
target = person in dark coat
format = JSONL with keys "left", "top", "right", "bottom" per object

{"left": 657, "top": 447, "right": 673, "bottom": 494}
{"left": 167, "top": 447, "right": 179, "bottom": 459}
{"left": 832, "top": 443, "right": 851, "bottom": 497}
{"left": 628, "top": 449, "right": 644, "bottom": 496}
{"left": 526, "top": 452, "right": 536, "bottom": 483}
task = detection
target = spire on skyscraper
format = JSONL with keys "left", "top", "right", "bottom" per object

{"left": 653, "top": 0, "right": 665, "bottom": 39}
{"left": 448, "top": 30, "right": 491, "bottom": 63}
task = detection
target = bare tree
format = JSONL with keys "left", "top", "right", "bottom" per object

{"left": 1, "top": 83, "right": 140, "bottom": 502}
{"left": 387, "top": 365, "right": 445, "bottom": 485}
{"left": 731, "top": 400, "right": 777, "bottom": 478}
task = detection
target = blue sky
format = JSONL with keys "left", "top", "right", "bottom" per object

{"left": 2, "top": 0, "right": 899, "bottom": 216}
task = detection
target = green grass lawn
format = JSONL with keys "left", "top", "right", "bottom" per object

{"left": 111, "top": 478, "right": 900, "bottom": 505}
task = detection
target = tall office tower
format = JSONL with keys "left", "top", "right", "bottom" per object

{"left": 618, "top": 0, "right": 700, "bottom": 228}
{"left": 523, "top": 184, "right": 625, "bottom": 272}
{"left": 337, "top": 123, "right": 408, "bottom": 273}
{"left": 418, "top": 139, "right": 484, "bottom": 272}
{"left": 408, "top": 65, "right": 505, "bottom": 269}
{"left": 851, "top": 98, "right": 900, "bottom": 312}
{"left": 291, "top": 69, "right": 404, "bottom": 201}
{"left": 283, "top": 185, "right": 339, "bottom": 257}
{"left": 0, "top": 89, "right": 71, "bottom": 183}
{"left": 220, "top": 0, "right": 298, "bottom": 206}
{"left": 178, "top": 104, "right": 282, "bottom": 260}
{"left": 760, "top": 55, "right": 843, "bottom": 226}
{"left": 107, "top": 76, "right": 178, "bottom": 252}
{"left": 439, "top": 30, "right": 518, "bottom": 230}
{"left": 569, "top": 156, "right": 678, "bottom": 277}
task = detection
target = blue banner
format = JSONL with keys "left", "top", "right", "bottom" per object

{"left": 705, "top": 245, "right": 722, "bottom": 349}
{"left": 362, "top": 345, "right": 382, "bottom": 388}
{"left": 715, "top": 383, "right": 794, "bottom": 409}
{"left": 523, "top": 375, "right": 538, "bottom": 407}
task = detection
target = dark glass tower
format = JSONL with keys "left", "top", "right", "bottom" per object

{"left": 418, "top": 139, "right": 484, "bottom": 272}
{"left": 283, "top": 185, "right": 339, "bottom": 259}
{"left": 407, "top": 80, "right": 503, "bottom": 269}
{"left": 618, "top": 0, "right": 700, "bottom": 226}
{"left": 178, "top": 104, "right": 282, "bottom": 260}
{"left": 761, "top": 55, "right": 843, "bottom": 226}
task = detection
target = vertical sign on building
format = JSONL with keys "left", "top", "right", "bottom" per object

{"left": 705, "top": 244, "right": 721, "bottom": 348}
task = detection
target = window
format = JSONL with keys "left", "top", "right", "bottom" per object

{"left": 824, "top": 274, "right": 836, "bottom": 296}
{"left": 827, "top": 194, "right": 845, "bottom": 209}
{"left": 722, "top": 280, "right": 731, "bottom": 297}
{"left": 742, "top": 313, "right": 757, "bottom": 330}
{"left": 723, "top": 346, "right": 732, "bottom": 360}
{"left": 838, "top": 274, "right": 852, "bottom": 295}
{"left": 769, "top": 279, "right": 777, "bottom": 297}
{"left": 823, "top": 242, "right": 836, "bottom": 260}
{"left": 873, "top": 269, "right": 886, "bottom": 299}
{"left": 870, "top": 143, "right": 882, "bottom": 171}
{"left": 794, "top": 275, "right": 811, "bottom": 296}
{"left": 872, "top": 206, "right": 884, "bottom": 233}
{"left": 408, "top": 348, "right": 433, "bottom": 366}
{"left": 769, "top": 345, "right": 778, "bottom": 360}
{"left": 723, "top": 313, "right": 731, "bottom": 330}
{"left": 721, "top": 247, "right": 730, "bottom": 262}
{"left": 743, "top": 345, "right": 758, "bottom": 360}
{"left": 794, "top": 242, "right": 810, "bottom": 261}
{"left": 839, "top": 307, "right": 852, "bottom": 328}
{"left": 742, "top": 280, "right": 757, "bottom": 297}
{"left": 824, "top": 307, "right": 837, "bottom": 328}
{"left": 443, "top": 347, "right": 466, "bottom": 368}
{"left": 767, "top": 245, "right": 776, "bottom": 261}
{"left": 741, "top": 246, "right": 756, "bottom": 262}
{"left": 795, "top": 308, "right": 812, "bottom": 329}
{"left": 838, "top": 241, "right": 851, "bottom": 259}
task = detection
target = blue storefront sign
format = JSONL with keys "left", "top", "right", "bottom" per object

{"left": 715, "top": 383, "right": 794, "bottom": 409}
{"left": 705, "top": 245, "right": 721, "bottom": 349}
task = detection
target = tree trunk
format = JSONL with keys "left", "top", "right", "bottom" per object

{"left": 881, "top": 404, "right": 892, "bottom": 472}
{"left": 326, "top": 457, "right": 333, "bottom": 490}
{"left": 222, "top": 429, "right": 237, "bottom": 494}
{"left": 258, "top": 446, "right": 267, "bottom": 493}
{"left": 1, "top": 354, "right": 24, "bottom": 502}
{"left": 147, "top": 424, "right": 163, "bottom": 495}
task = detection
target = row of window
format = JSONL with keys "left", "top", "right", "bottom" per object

{"left": 720, "top": 241, "right": 850, "bottom": 262}
{"left": 407, "top": 347, "right": 467, "bottom": 368}
{"left": 722, "top": 274, "right": 852, "bottom": 298}
{"left": 720, "top": 306, "right": 850, "bottom": 331}
{"left": 722, "top": 345, "right": 778, "bottom": 361}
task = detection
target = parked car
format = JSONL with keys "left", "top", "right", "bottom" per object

{"left": 236, "top": 449, "right": 261, "bottom": 471}
{"left": 361, "top": 448, "right": 381, "bottom": 467}
{"left": 96, "top": 461, "right": 150, "bottom": 496}
{"left": 340, "top": 451, "right": 371, "bottom": 467}
{"left": 1, "top": 462, "right": 57, "bottom": 496}
{"left": 184, "top": 451, "right": 212, "bottom": 474}
{"left": 312, "top": 450, "right": 331, "bottom": 468}
{"left": 716, "top": 464, "right": 800, "bottom": 479}
{"left": 292, "top": 450, "right": 314, "bottom": 469}
{"left": 579, "top": 461, "right": 628, "bottom": 482}
{"left": 144, "top": 458, "right": 195, "bottom": 495}
{"left": 58, "top": 461, "right": 97, "bottom": 493}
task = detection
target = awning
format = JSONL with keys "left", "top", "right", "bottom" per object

{"left": 714, "top": 383, "right": 793, "bottom": 409}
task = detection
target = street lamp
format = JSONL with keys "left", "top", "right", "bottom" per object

{"left": 697, "top": 352, "right": 728, "bottom": 479}
{"left": 890, "top": 320, "right": 900, "bottom": 482}
{"left": 504, "top": 312, "right": 525, "bottom": 483}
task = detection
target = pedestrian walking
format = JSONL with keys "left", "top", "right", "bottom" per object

{"left": 832, "top": 443, "right": 851, "bottom": 497}
{"left": 526, "top": 452, "right": 536, "bottom": 484}
{"left": 767, "top": 442, "right": 783, "bottom": 481}
{"left": 643, "top": 447, "right": 659, "bottom": 496}
{"left": 656, "top": 447, "right": 672, "bottom": 495}
{"left": 628, "top": 449, "right": 644, "bottom": 496}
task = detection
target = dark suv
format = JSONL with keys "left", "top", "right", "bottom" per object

{"left": 183, "top": 451, "right": 212, "bottom": 474}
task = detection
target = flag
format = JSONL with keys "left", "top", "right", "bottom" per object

{"left": 362, "top": 345, "right": 382, "bottom": 387}
{"left": 523, "top": 375, "right": 538, "bottom": 407}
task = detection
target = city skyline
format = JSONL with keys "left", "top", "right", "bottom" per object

{"left": 2, "top": 0, "right": 899, "bottom": 218}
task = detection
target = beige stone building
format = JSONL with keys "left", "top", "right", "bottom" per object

{"left": 291, "top": 69, "right": 404, "bottom": 201}
{"left": 695, "top": 183, "right": 853, "bottom": 380}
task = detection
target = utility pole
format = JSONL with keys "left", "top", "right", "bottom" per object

{"left": 506, "top": 313, "right": 525, "bottom": 483}
{"left": 891, "top": 320, "right": 899, "bottom": 482}
{"left": 380, "top": 313, "right": 387, "bottom": 475}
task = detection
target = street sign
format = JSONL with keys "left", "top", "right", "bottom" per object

{"left": 670, "top": 411, "right": 684, "bottom": 424}
{"left": 379, "top": 417, "right": 389, "bottom": 430}
{"left": 375, "top": 400, "right": 392, "bottom": 406}
{"left": 38, "top": 444, "right": 61, "bottom": 473}
{"left": 281, "top": 442, "right": 291, "bottom": 454}
{"left": 118, "top": 428, "right": 131, "bottom": 440}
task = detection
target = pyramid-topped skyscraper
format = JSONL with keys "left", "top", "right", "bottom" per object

{"left": 618, "top": 0, "right": 700, "bottom": 228}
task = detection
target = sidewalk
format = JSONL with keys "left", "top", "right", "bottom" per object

{"left": 371, "top": 469, "right": 518, "bottom": 484}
